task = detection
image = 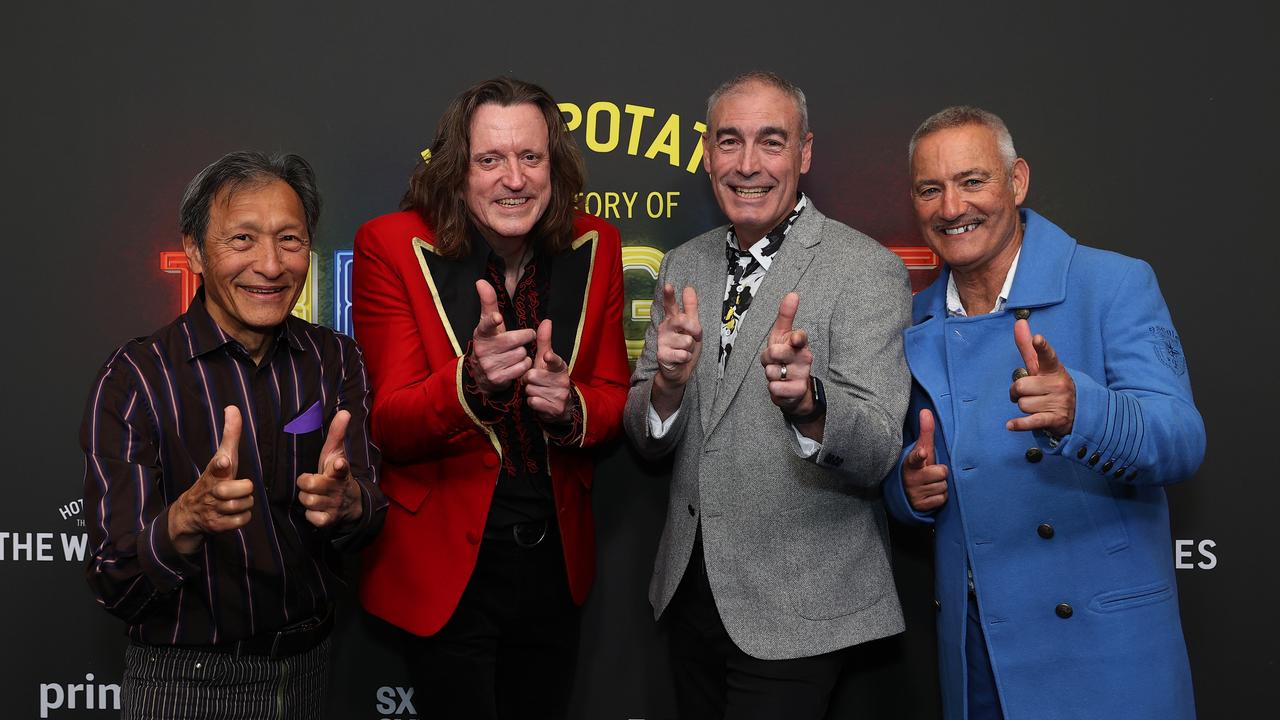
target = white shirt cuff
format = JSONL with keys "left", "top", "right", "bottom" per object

{"left": 648, "top": 404, "right": 679, "bottom": 438}
{"left": 793, "top": 425, "right": 821, "bottom": 458}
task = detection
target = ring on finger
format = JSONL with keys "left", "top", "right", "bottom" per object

{"left": 779, "top": 364, "right": 789, "bottom": 380}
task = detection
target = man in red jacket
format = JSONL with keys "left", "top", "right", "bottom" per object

{"left": 353, "top": 77, "right": 629, "bottom": 719}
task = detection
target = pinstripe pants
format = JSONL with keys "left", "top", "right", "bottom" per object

{"left": 121, "top": 638, "right": 330, "bottom": 720}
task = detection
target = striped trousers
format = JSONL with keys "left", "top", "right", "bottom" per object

{"left": 121, "top": 638, "right": 330, "bottom": 720}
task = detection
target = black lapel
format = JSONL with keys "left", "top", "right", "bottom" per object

{"left": 545, "top": 230, "right": 598, "bottom": 371}
{"left": 413, "top": 236, "right": 490, "bottom": 357}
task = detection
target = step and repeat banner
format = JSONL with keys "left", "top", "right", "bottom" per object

{"left": 4, "top": 2, "right": 1273, "bottom": 718}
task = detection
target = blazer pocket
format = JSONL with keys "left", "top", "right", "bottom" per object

{"left": 380, "top": 472, "right": 433, "bottom": 514}
{"left": 783, "top": 504, "right": 892, "bottom": 620}
{"left": 1089, "top": 581, "right": 1173, "bottom": 613}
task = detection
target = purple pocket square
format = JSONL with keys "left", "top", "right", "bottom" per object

{"left": 284, "top": 401, "right": 323, "bottom": 434}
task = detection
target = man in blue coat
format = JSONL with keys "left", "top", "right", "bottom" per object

{"left": 884, "top": 106, "right": 1205, "bottom": 720}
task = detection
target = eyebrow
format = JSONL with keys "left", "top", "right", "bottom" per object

{"left": 714, "top": 126, "right": 791, "bottom": 141}
{"left": 952, "top": 168, "right": 992, "bottom": 180}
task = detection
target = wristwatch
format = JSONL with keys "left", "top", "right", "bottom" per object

{"left": 784, "top": 376, "right": 826, "bottom": 425}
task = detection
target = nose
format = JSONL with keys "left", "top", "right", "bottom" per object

{"left": 735, "top": 143, "right": 761, "bottom": 177}
{"left": 253, "top": 240, "right": 286, "bottom": 279}
{"left": 501, "top": 156, "right": 527, "bottom": 190}
{"left": 940, "top": 186, "right": 965, "bottom": 221}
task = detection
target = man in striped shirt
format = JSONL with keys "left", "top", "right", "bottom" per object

{"left": 80, "top": 151, "right": 387, "bottom": 719}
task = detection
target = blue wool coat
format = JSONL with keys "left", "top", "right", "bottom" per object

{"left": 884, "top": 209, "right": 1204, "bottom": 720}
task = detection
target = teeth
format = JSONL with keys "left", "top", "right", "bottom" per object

{"left": 497, "top": 198, "right": 527, "bottom": 207}
{"left": 943, "top": 223, "right": 979, "bottom": 236}
{"left": 734, "top": 187, "right": 769, "bottom": 197}
{"left": 244, "top": 288, "right": 282, "bottom": 294}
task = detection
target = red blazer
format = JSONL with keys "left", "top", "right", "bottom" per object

{"left": 353, "top": 210, "right": 629, "bottom": 636}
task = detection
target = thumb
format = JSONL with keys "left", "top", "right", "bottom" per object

{"left": 535, "top": 319, "right": 553, "bottom": 370}
{"left": 770, "top": 292, "right": 799, "bottom": 341}
{"left": 475, "top": 280, "right": 503, "bottom": 337}
{"left": 914, "top": 409, "right": 936, "bottom": 466}
{"left": 320, "top": 409, "right": 350, "bottom": 471}
{"left": 1013, "top": 319, "right": 1040, "bottom": 375}
{"left": 211, "top": 406, "right": 241, "bottom": 477}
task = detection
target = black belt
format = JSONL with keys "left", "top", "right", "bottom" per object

{"left": 153, "top": 607, "right": 333, "bottom": 660}
{"left": 483, "top": 518, "right": 555, "bottom": 548}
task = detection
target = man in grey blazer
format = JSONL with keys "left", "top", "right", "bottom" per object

{"left": 623, "top": 71, "right": 913, "bottom": 719}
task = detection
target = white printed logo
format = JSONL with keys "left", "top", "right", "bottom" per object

{"left": 375, "top": 685, "right": 418, "bottom": 719}
{"left": 39, "top": 673, "right": 120, "bottom": 718}
{"left": 1174, "top": 539, "right": 1217, "bottom": 570}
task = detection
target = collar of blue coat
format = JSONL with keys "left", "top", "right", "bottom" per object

{"left": 911, "top": 208, "right": 1077, "bottom": 326}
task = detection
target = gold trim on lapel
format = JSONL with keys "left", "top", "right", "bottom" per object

{"left": 566, "top": 230, "right": 598, "bottom": 374}
{"left": 412, "top": 237, "right": 463, "bottom": 357}
{"left": 453, "top": 352, "right": 502, "bottom": 458}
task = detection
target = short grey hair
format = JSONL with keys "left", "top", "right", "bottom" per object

{"left": 706, "top": 71, "right": 810, "bottom": 137}
{"left": 908, "top": 105, "right": 1016, "bottom": 170}
{"left": 179, "top": 151, "right": 321, "bottom": 252}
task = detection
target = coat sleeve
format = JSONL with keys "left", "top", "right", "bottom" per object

{"left": 352, "top": 222, "right": 490, "bottom": 466}
{"left": 805, "top": 250, "right": 913, "bottom": 488}
{"left": 1037, "top": 259, "right": 1205, "bottom": 485}
{"left": 622, "top": 249, "right": 697, "bottom": 461}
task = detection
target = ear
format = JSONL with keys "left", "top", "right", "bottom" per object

{"left": 701, "top": 132, "right": 713, "bottom": 174}
{"left": 799, "top": 131, "right": 814, "bottom": 175}
{"left": 1010, "top": 157, "right": 1030, "bottom": 206}
{"left": 182, "top": 235, "right": 205, "bottom": 276}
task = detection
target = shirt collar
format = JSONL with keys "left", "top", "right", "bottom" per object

{"left": 725, "top": 193, "right": 808, "bottom": 271}
{"left": 945, "top": 246, "right": 1022, "bottom": 318}
{"left": 182, "top": 287, "right": 305, "bottom": 360}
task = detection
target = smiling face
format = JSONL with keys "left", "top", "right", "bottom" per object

{"left": 910, "top": 123, "right": 1029, "bottom": 278}
{"left": 183, "top": 178, "right": 310, "bottom": 358}
{"left": 703, "top": 81, "right": 813, "bottom": 247}
{"left": 464, "top": 102, "right": 551, "bottom": 254}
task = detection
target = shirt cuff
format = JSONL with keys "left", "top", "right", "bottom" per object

{"left": 648, "top": 403, "right": 679, "bottom": 439}
{"left": 545, "top": 382, "right": 585, "bottom": 447}
{"left": 138, "top": 507, "right": 201, "bottom": 594}
{"left": 792, "top": 424, "right": 822, "bottom": 458}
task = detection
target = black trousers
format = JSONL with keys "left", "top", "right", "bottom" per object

{"left": 666, "top": 531, "right": 846, "bottom": 720}
{"left": 402, "top": 523, "right": 580, "bottom": 720}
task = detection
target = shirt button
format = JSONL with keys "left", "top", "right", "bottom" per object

{"left": 1056, "top": 603, "right": 1074, "bottom": 619}
{"left": 1014, "top": 308, "right": 1032, "bottom": 320}
{"left": 934, "top": 599, "right": 941, "bottom": 612}
{"left": 1037, "top": 523, "right": 1055, "bottom": 539}
{"left": 1025, "top": 448, "right": 1043, "bottom": 463}
{"left": 687, "top": 503, "right": 696, "bottom": 517}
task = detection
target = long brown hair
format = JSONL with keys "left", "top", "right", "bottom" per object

{"left": 401, "top": 77, "right": 586, "bottom": 258}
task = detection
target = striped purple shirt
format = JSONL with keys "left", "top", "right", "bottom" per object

{"left": 80, "top": 290, "right": 387, "bottom": 646}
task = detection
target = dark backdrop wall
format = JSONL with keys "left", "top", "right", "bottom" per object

{"left": 4, "top": 1, "right": 1274, "bottom": 718}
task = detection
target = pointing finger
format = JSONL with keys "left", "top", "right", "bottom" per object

{"left": 475, "top": 280, "right": 504, "bottom": 337}
{"left": 661, "top": 284, "right": 679, "bottom": 320}
{"left": 319, "top": 410, "right": 350, "bottom": 468}
{"left": 535, "top": 319, "right": 553, "bottom": 370}
{"left": 770, "top": 292, "right": 799, "bottom": 341}
{"left": 210, "top": 406, "right": 242, "bottom": 478}
{"left": 914, "top": 408, "right": 936, "bottom": 467}
{"left": 1013, "top": 319, "right": 1039, "bottom": 375}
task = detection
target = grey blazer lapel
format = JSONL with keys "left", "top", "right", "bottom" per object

{"left": 705, "top": 207, "right": 823, "bottom": 435}
{"left": 696, "top": 233, "right": 725, "bottom": 434}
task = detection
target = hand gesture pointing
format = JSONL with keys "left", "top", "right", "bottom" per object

{"left": 297, "top": 410, "right": 363, "bottom": 528}
{"left": 469, "top": 279, "right": 537, "bottom": 396}
{"left": 1007, "top": 319, "right": 1076, "bottom": 436}
{"left": 903, "top": 409, "right": 949, "bottom": 512}
{"left": 168, "top": 406, "right": 255, "bottom": 554}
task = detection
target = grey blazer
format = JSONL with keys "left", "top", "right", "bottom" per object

{"left": 623, "top": 204, "right": 912, "bottom": 660}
